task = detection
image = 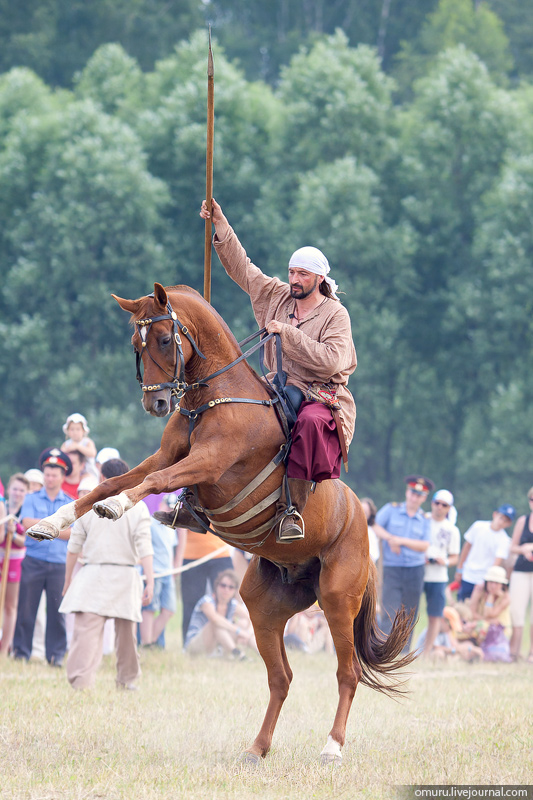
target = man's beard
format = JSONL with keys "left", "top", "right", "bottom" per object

{"left": 290, "top": 276, "right": 318, "bottom": 299}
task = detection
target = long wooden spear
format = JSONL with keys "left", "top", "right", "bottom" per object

{"left": 203, "top": 27, "right": 214, "bottom": 303}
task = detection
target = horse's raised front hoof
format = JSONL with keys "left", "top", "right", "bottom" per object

{"left": 319, "top": 752, "right": 342, "bottom": 767}
{"left": 93, "top": 497, "right": 123, "bottom": 521}
{"left": 27, "top": 520, "right": 60, "bottom": 541}
{"left": 239, "top": 751, "right": 262, "bottom": 767}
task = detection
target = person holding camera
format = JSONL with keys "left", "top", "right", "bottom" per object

{"left": 421, "top": 489, "right": 461, "bottom": 658}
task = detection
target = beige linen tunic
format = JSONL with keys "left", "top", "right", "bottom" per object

{"left": 214, "top": 227, "right": 357, "bottom": 445}
{"left": 59, "top": 502, "right": 152, "bottom": 623}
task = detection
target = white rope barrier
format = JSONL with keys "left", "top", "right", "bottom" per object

{"left": 149, "top": 546, "right": 230, "bottom": 580}
{"left": 73, "top": 546, "right": 230, "bottom": 580}
{"left": 0, "top": 512, "right": 229, "bottom": 581}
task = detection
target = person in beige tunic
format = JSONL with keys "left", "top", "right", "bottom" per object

{"left": 60, "top": 459, "right": 154, "bottom": 690}
{"left": 200, "top": 199, "right": 357, "bottom": 542}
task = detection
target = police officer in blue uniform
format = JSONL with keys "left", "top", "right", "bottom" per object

{"left": 374, "top": 475, "right": 434, "bottom": 651}
{"left": 12, "top": 448, "right": 73, "bottom": 665}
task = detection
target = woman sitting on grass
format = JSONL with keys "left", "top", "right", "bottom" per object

{"left": 465, "top": 565, "right": 512, "bottom": 662}
{"left": 184, "top": 570, "right": 256, "bottom": 659}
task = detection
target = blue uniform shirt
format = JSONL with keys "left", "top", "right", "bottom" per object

{"left": 20, "top": 487, "right": 73, "bottom": 564}
{"left": 375, "top": 502, "right": 431, "bottom": 568}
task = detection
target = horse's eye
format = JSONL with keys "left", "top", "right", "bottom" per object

{"left": 161, "top": 336, "right": 172, "bottom": 347}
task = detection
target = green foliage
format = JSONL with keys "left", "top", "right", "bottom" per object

{"left": 0, "top": 92, "right": 170, "bottom": 470}
{"left": 205, "top": 0, "right": 442, "bottom": 81}
{"left": 0, "top": 0, "right": 531, "bottom": 95}
{"left": 488, "top": 0, "right": 533, "bottom": 79}
{"left": 1, "top": 23, "right": 533, "bottom": 530}
{"left": 394, "top": 0, "right": 513, "bottom": 94}
{"left": 276, "top": 35, "right": 396, "bottom": 173}
{"left": 132, "top": 32, "right": 281, "bottom": 306}
{"left": 0, "top": 67, "right": 58, "bottom": 139}
{"left": 0, "top": 0, "right": 203, "bottom": 87}
{"left": 74, "top": 43, "right": 145, "bottom": 117}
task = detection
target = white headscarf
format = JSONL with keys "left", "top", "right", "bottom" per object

{"left": 62, "top": 412, "right": 90, "bottom": 435}
{"left": 288, "top": 246, "right": 339, "bottom": 299}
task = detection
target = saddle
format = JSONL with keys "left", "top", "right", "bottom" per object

{"left": 261, "top": 332, "right": 304, "bottom": 436}
{"left": 272, "top": 371, "right": 304, "bottom": 433}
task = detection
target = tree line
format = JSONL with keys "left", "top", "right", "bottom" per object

{"left": 1, "top": 0, "right": 532, "bottom": 88}
{"left": 1, "top": 6, "right": 533, "bottom": 527}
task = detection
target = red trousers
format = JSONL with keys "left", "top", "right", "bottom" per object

{"left": 286, "top": 401, "right": 342, "bottom": 482}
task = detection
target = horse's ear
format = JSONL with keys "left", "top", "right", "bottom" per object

{"left": 153, "top": 283, "right": 168, "bottom": 309}
{"left": 111, "top": 294, "right": 140, "bottom": 314}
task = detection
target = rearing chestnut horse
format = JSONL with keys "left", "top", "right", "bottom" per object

{"left": 28, "top": 283, "right": 414, "bottom": 765}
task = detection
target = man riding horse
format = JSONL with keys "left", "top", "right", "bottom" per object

{"left": 196, "top": 198, "right": 357, "bottom": 543}
{"left": 24, "top": 260, "right": 412, "bottom": 764}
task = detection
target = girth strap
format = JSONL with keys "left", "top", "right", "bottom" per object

{"left": 212, "top": 514, "right": 278, "bottom": 542}
{"left": 204, "top": 444, "right": 287, "bottom": 515}
{"left": 208, "top": 487, "right": 282, "bottom": 530}
{"left": 178, "top": 442, "right": 290, "bottom": 542}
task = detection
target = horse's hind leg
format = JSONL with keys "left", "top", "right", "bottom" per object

{"left": 317, "top": 555, "right": 368, "bottom": 765}
{"left": 239, "top": 558, "right": 315, "bottom": 763}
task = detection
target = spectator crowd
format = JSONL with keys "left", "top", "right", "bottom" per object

{"left": 367, "top": 475, "right": 533, "bottom": 664}
{"left": 1, "top": 413, "right": 532, "bottom": 691}
{"left": 0, "top": 412, "right": 262, "bottom": 689}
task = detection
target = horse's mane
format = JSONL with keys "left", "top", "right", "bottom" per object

{"left": 165, "top": 285, "right": 242, "bottom": 353}
{"left": 129, "top": 284, "right": 248, "bottom": 362}
{"left": 165, "top": 284, "right": 201, "bottom": 295}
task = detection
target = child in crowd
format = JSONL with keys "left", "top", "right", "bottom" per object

{"left": 23, "top": 469, "right": 44, "bottom": 493}
{"left": 61, "top": 413, "right": 97, "bottom": 475}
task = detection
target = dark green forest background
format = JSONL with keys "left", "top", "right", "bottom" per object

{"left": 1, "top": 0, "right": 533, "bottom": 528}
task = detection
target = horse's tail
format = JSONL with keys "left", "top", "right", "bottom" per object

{"left": 353, "top": 561, "right": 417, "bottom": 698}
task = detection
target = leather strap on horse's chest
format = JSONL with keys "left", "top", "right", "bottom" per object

{"left": 181, "top": 442, "right": 289, "bottom": 545}
{"left": 205, "top": 444, "right": 287, "bottom": 515}
{"left": 179, "top": 396, "right": 277, "bottom": 441}
{"left": 208, "top": 487, "right": 282, "bottom": 530}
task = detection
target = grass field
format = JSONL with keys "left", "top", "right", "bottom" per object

{"left": 1, "top": 609, "right": 532, "bottom": 800}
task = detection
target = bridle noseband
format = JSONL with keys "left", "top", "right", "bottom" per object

{"left": 134, "top": 297, "right": 206, "bottom": 404}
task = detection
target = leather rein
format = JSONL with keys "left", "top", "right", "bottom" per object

{"left": 134, "top": 299, "right": 205, "bottom": 404}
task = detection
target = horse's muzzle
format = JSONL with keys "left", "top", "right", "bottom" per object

{"left": 143, "top": 391, "right": 171, "bottom": 417}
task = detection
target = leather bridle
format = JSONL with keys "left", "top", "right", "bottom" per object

{"left": 134, "top": 297, "right": 206, "bottom": 405}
